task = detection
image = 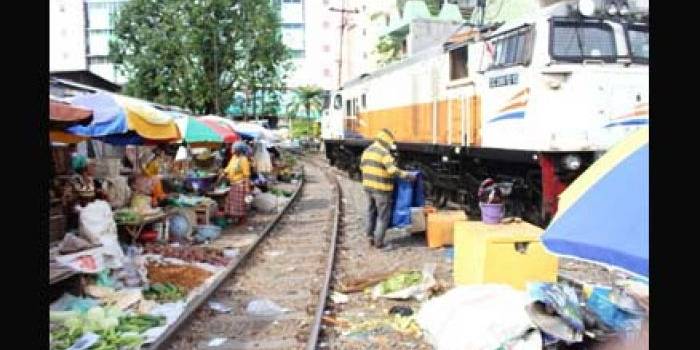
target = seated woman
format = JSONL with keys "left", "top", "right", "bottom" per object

{"left": 70, "top": 155, "right": 108, "bottom": 207}
{"left": 218, "top": 142, "right": 252, "bottom": 224}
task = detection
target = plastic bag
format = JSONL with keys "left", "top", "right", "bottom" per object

{"left": 253, "top": 193, "right": 287, "bottom": 213}
{"left": 101, "top": 176, "right": 131, "bottom": 209}
{"left": 587, "top": 287, "right": 643, "bottom": 331}
{"left": 416, "top": 285, "right": 535, "bottom": 350}
{"left": 55, "top": 247, "right": 106, "bottom": 274}
{"left": 51, "top": 293, "right": 100, "bottom": 313}
{"left": 391, "top": 171, "right": 424, "bottom": 228}
{"left": 246, "top": 299, "right": 289, "bottom": 317}
{"left": 253, "top": 143, "right": 273, "bottom": 173}
{"left": 78, "top": 200, "right": 116, "bottom": 244}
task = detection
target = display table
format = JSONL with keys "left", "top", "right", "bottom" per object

{"left": 119, "top": 212, "right": 170, "bottom": 244}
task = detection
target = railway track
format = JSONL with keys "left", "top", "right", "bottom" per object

{"left": 161, "top": 158, "right": 343, "bottom": 350}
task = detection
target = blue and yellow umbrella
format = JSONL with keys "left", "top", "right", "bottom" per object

{"left": 542, "top": 127, "right": 649, "bottom": 277}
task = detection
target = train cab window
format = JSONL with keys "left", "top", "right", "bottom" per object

{"left": 361, "top": 94, "right": 366, "bottom": 109}
{"left": 345, "top": 100, "right": 352, "bottom": 117}
{"left": 550, "top": 19, "right": 616, "bottom": 62}
{"left": 625, "top": 24, "right": 648, "bottom": 64}
{"left": 488, "top": 26, "right": 533, "bottom": 69}
{"left": 449, "top": 46, "right": 468, "bottom": 80}
{"left": 334, "top": 94, "right": 342, "bottom": 110}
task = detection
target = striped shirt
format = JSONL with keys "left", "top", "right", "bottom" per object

{"left": 360, "top": 141, "right": 405, "bottom": 192}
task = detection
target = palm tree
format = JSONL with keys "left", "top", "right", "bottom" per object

{"left": 286, "top": 85, "right": 324, "bottom": 138}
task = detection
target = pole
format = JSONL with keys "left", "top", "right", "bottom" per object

{"left": 329, "top": 4, "right": 359, "bottom": 89}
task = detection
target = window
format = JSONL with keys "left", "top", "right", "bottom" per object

{"left": 334, "top": 94, "right": 343, "bottom": 110}
{"left": 361, "top": 94, "right": 366, "bottom": 108}
{"left": 282, "top": 0, "right": 301, "bottom": 3}
{"left": 550, "top": 19, "right": 616, "bottom": 62}
{"left": 626, "top": 24, "right": 648, "bottom": 63}
{"left": 488, "top": 26, "right": 533, "bottom": 69}
{"left": 450, "top": 46, "right": 468, "bottom": 80}
{"left": 345, "top": 100, "right": 352, "bottom": 117}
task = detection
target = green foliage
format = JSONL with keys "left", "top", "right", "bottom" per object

{"left": 110, "top": 0, "right": 291, "bottom": 115}
{"left": 286, "top": 85, "right": 324, "bottom": 137}
{"left": 375, "top": 35, "right": 404, "bottom": 66}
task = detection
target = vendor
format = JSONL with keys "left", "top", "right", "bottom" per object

{"left": 132, "top": 152, "right": 168, "bottom": 207}
{"left": 218, "top": 141, "right": 251, "bottom": 224}
{"left": 70, "top": 154, "right": 107, "bottom": 206}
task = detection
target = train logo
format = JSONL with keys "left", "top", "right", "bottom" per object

{"left": 489, "top": 88, "right": 529, "bottom": 124}
{"left": 605, "top": 103, "right": 649, "bottom": 128}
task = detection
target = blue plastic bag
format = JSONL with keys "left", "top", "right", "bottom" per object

{"left": 587, "top": 287, "right": 642, "bottom": 331}
{"left": 391, "top": 171, "right": 424, "bottom": 228}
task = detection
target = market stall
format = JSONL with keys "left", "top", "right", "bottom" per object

{"left": 49, "top": 89, "right": 302, "bottom": 350}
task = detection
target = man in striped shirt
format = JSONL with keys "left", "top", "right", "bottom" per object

{"left": 360, "top": 129, "right": 415, "bottom": 249}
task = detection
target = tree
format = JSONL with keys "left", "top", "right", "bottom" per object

{"left": 110, "top": 0, "right": 291, "bottom": 115}
{"left": 286, "top": 85, "right": 324, "bottom": 138}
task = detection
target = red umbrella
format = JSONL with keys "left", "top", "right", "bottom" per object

{"left": 50, "top": 99, "right": 93, "bottom": 123}
{"left": 199, "top": 118, "right": 240, "bottom": 143}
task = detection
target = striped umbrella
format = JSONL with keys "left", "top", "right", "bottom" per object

{"left": 171, "top": 112, "right": 223, "bottom": 145}
{"left": 197, "top": 116, "right": 240, "bottom": 143}
{"left": 542, "top": 127, "right": 649, "bottom": 277}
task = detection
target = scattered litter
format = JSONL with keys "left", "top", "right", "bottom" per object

{"left": 322, "top": 316, "right": 350, "bottom": 327}
{"left": 265, "top": 251, "right": 283, "bottom": 257}
{"left": 372, "top": 264, "right": 436, "bottom": 301}
{"left": 207, "top": 338, "right": 227, "bottom": 347}
{"left": 223, "top": 248, "right": 239, "bottom": 258}
{"left": 331, "top": 291, "right": 349, "bottom": 304}
{"left": 389, "top": 305, "right": 413, "bottom": 317}
{"left": 246, "top": 299, "right": 289, "bottom": 317}
{"left": 208, "top": 301, "right": 232, "bottom": 314}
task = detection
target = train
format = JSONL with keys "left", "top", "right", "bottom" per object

{"left": 321, "top": 0, "right": 649, "bottom": 226}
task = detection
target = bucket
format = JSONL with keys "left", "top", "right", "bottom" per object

{"left": 479, "top": 202, "right": 504, "bottom": 224}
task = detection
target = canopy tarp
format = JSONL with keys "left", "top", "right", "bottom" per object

{"left": 542, "top": 127, "right": 649, "bottom": 277}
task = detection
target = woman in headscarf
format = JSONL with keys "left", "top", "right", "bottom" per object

{"left": 218, "top": 141, "right": 251, "bottom": 223}
{"left": 70, "top": 154, "right": 107, "bottom": 205}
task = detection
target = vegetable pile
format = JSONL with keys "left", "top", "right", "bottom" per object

{"left": 142, "top": 282, "right": 186, "bottom": 302}
{"left": 50, "top": 306, "right": 158, "bottom": 350}
{"left": 143, "top": 244, "right": 230, "bottom": 266}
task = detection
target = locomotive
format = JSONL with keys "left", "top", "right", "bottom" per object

{"left": 322, "top": 0, "right": 649, "bottom": 226}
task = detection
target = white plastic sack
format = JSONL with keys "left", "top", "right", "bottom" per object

{"left": 175, "top": 146, "right": 189, "bottom": 162}
{"left": 253, "top": 193, "right": 287, "bottom": 213}
{"left": 416, "top": 285, "right": 536, "bottom": 350}
{"left": 253, "top": 143, "right": 273, "bottom": 173}
{"left": 78, "top": 200, "right": 124, "bottom": 268}
{"left": 55, "top": 247, "right": 106, "bottom": 274}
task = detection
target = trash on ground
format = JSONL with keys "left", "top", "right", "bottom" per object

{"left": 331, "top": 291, "right": 349, "bottom": 304}
{"left": 527, "top": 282, "right": 585, "bottom": 333}
{"left": 416, "top": 285, "right": 536, "bottom": 350}
{"left": 208, "top": 301, "right": 232, "bottom": 314}
{"left": 322, "top": 316, "right": 350, "bottom": 327}
{"left": 339, "top": 269, "right": 403, "bottom": 293}
{"left": 389, "top": 305, "right": 413, "bottom": 317}
{"left": 372, "top": 263, "right": 436, "bottom": 300}
{"left": 207, "top": 337, "right": 228, "bottom": 347}
{"left": 246, "top": 298, "right": 289, "bottom": 317}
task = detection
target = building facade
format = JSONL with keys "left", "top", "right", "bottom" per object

{"left": 50, "top": 0, "right": 87, "bottom": 72}
{"left": 278, "top": 0, "right": 342, "bottom": 91}
{"left": 84, "top": 0, "right": 128, "bottom": 84}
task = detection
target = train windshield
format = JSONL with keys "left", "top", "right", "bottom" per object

{"left": 626, "top": 24, "right": 649, "bottom": 63}
{"left": 550, "top": 19, "right": 618, "bottom": 63}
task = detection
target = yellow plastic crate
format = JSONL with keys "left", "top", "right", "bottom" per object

{"left": 426, "top": 210, "right": 467, "bottom": 248}
{"left": 453, "top": 220, "right": 558, "bottom": 290}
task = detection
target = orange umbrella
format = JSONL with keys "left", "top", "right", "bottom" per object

{"left": 50, "top": 99, "right": 92, "bottom": 123}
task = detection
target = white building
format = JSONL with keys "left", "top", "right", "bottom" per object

{"left": 279, "top": 0, "right": 342, "bottom": 91}
{"left": 49, "top": 0, "right": 128, "bottom": 85}
{"left": 50, "top": 0, "right": 87, "bottom": 72}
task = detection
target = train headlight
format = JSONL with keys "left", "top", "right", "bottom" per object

{"left": 562, "top": 154, "right": 582, "bottom": 171}
{"left": 607, "top": 3, "right": 618, "bottom": 16}
{"left": 578, "top": 0, "right": 596, "bottom": 17}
